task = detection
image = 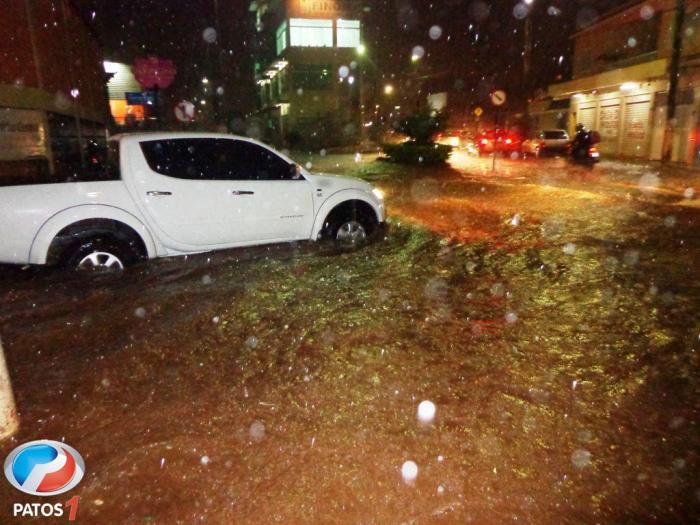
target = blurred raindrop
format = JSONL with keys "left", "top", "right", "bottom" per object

{"left": 401, "top": 460, "right": 418, "bottom": 483}
{"left": 417, "top": 400, "right": 436, "bottom": 423}
{"left": 638, "top": 173, "right": 660, "bottom": 194}
{"left": 513, "top": 2, "right": 529, "bottom": 20}
{"left": 468, "top": 0, "right": 491, "bottom": 22}
{"left": 571, "top": 449, "right": 592, "bottom": 468}
{"left": 640, "top": 4, "right": 654, "bottom": 20}
{"left": 576, "top": 7, "right": 599, "bottom": 30}
{"left": 249, "top": 421, "right": 265, "bottom": 441}
{"left": 202, "top": 27, "right": 217, "bottom": 43}
{"left": 429, "top": 25, "right": 443, "bottom": 40}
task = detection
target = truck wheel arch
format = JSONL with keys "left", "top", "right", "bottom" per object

{"left": 312, "top": 191, "right": 383, "bottom": 240}
{"left": 30, "top": 206, "right": 157, "bottom": 265}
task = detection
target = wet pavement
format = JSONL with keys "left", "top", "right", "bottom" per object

{"left": 0, "top": 153, "right": 699, "bottom": 524}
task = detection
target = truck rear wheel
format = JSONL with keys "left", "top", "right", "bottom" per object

{"left": 63, "top": 235, "right": 142, "bottom": 272}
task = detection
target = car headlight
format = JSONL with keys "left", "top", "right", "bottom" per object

{"left": 372, "top": 188, "right": 385, "bottom": 201}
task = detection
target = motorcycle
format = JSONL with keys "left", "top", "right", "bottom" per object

{"left": 569, "top": 129, "right": 601, "bottom": 165}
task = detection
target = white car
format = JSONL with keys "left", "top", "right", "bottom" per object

{"left": 0, "top": 133, "right": 385, "bottom": 271}
{"left": 521, "top": 129, "right": 570, "bottom": 156}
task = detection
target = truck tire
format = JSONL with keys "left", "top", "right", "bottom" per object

{"left": 63, "top": 234, "right": 142, "bottom": 272}
{"left": 323, "top": 201, "right": 378, "bottom": 248}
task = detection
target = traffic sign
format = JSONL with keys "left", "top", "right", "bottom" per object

{"left": 473, "top": 106, "right": 483, "bottom": 117}
{"left": 490, "top": 90, "right": 507, "bottom": 106}
{"left": 174, "top": 100, "right": 195, "bottom": 122}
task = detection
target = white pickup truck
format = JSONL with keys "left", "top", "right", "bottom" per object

{"left": 0, "top": 133, "right": 385, "bottom": 271}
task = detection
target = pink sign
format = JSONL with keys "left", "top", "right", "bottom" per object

{"left": 133, "top": 56, "right": 176, "bottom": 90}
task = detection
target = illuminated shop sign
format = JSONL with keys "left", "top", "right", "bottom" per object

{"left": 288, "top": 0, "right": 356, "bottom": 18}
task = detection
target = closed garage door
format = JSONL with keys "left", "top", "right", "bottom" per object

{"left": 622, "top": 98, "right": 651, "bottom": 157}
{"left": 578, "top": 105, "right": 597, "bottom": 130}
{"left": 598, "top": 102, "right": 620, "bottom": 155}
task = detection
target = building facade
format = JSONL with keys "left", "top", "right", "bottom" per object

{"left": 104, "top": 61, "right": 146, "bottom": 127}
{"left": 249, "top": 0, "right": 363, "bottom": 148}
{"left": 532, "top": 0, "right": 700, "bottom": 165}
{"left": 0, "top": 0, "right": 109, "bottom": 183}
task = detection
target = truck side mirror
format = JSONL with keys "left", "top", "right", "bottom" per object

{"left": 289, "top": 162, "right": 302, "bottom": 180}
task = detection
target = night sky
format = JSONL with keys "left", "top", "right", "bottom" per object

{"left": 75, "top": 0, "right": 626, "bottom": 118}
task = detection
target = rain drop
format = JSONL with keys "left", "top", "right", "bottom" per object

{"left": 401, "top": 460, "right": 418, "bottom": 483}
{"left": 640, "top": 5, "right": 654, "bottom": 20}
{"left": 202, "top": 27, "right": 217, "bottom": 43}
{"left": 417, "top": 400, "right": 436, "bottom": 423}
{"left": 563, "top": 243, "right": 576, "bottom": 255}
{"left": 249, "top": 421, "right": 266, "bottom": 441}
{"left": 429, "top": 25, "right": 443, "bottom": 40}
{"left": 513, "top": 3, "right": 529, "bottom": 20}
{"left": 571, "top": 449, "right": 592, "bottom": 468}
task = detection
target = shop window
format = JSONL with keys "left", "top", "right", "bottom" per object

{"left": 289, "top": 18, "right": 333, "bottom": 47}
{"left": 276, "top": 21, "right": 288, "bottom": 55}
{"left": 337, "top": 19, "right": 360, "bottom": 48}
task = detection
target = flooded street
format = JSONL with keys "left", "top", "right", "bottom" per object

{"left": 1, "top": 155, "right": 699, "bottom": 524}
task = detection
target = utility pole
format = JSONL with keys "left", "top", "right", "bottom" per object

{"left": 662, "top": 0, "right": 686, "bottom": 163}
{"left": 0, "top": 337, "right": 19, "bottom": 440}
{"left": 522, "top": 2, "right": 534, "bottom": 129}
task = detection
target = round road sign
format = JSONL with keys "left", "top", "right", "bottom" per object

{"left": 490, "top": 90, "right": 507, "bottom": 106}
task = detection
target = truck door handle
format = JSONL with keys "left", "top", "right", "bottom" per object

{"left": 231, "top": 190, "right": 254, "bottom": 195}
{"left": 146, "top": 191, "right": 172, "bottom": 196}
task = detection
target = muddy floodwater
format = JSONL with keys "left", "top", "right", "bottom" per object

{"left": 0, "top": 155, "right": 698, "bottom": 524}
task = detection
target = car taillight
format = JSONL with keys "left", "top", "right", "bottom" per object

{"left": 480, "top": 138, "right": 488, "bottom": 145}
{"left": 505, "top": 138, "right": 513, "bottom": 145}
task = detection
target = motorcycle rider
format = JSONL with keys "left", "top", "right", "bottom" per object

{"left": 572, "top": 123, "right": 591, "bottom": 160}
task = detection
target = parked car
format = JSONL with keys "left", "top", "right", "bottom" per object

{"left": 435, "top": 130, "right": 462, "bottom": 148}
{"left": 521, "top": 129, "right": 571, "bottom": 157}
{"left": 0, "top": 133, "right": 386, "bottom": 272}
{"left": 477, "top": 129, "right": 523, "bottom": 156}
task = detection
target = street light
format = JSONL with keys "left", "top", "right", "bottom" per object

{"left": 356, "top": 43, "right": 366, "bottom": 55}
{"left": 384, "top": 84, "right": 394, "bottom": 95}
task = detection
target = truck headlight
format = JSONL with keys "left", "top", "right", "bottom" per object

{"left": 372, "top": 188, "right": 384, "bottom": 201}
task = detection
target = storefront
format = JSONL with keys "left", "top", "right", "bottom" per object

{"left": 0, "top": 0, "right": 109, "bottom": 184}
